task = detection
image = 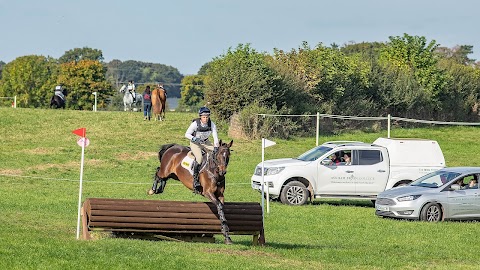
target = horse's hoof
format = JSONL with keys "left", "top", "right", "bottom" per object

{"left": 225, "top": 238, "right": 233, "bottom": 245}
{"left": 147, "top": 189, "right": 155, "bottom": 195}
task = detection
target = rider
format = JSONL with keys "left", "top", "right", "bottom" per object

{"left": 157, "top": 83, "right": 167, "bottom": 98}
{"left": 54, "top": 84, "right": 65, "bottom": 101}
{"left": 185, "top": 107, "right": 219, "bottom": 194}
{"left": 127, "top": 80, "right": 136, "bottom": 102}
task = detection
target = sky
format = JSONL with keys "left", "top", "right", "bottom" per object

{"left": 1, "top": 0, "right": 479, "bottom": 75}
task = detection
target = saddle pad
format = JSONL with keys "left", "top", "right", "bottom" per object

{"left": 181, "top": 152, "right": 195, "bottom": 175}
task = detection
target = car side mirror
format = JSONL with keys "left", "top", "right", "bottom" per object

{"left": 450, "top": 184, "right": 461, "bottom": 191}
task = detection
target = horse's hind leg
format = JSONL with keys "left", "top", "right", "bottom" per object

{"left": 148, "top": 167, "right": 167, "bottom": 195}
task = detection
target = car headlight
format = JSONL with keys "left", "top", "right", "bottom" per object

{"left": 255, "top": 167, "right": 285, "bottom": 176}
{"left": 397, "top": 195, "right": 422, "bottom": 202}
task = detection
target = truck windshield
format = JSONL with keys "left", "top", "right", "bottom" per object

{"left": 410, "top": 170, "right": 461, "bottom": 188}
{"left": 297, "top": 146, "right": 332, "bottom": 161}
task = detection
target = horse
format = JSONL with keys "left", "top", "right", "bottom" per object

{"left": 50, "top": 89, "right": 68, "bottom": 109}
{"left": 119, "top": 85, "right": 142, "bottom": 111}
{"left": 148, "top": 140, "right": 234, "bottom": 244}
{"left": 151, "top": 86, "right": 166, "bottom": 121}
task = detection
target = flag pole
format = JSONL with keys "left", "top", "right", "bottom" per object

{"left": 76, "top": 137, "right": 86, "bottom": 240}
{"left": 261, "top": 139, "right": 265, "bottom": 222}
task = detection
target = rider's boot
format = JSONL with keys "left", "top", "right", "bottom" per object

{"left": 192, "top": 161, "right": 201, "bottom": 194}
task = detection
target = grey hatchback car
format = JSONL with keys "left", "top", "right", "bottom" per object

{"left": 375, "top": 167, "right": 480, "bottom": 221}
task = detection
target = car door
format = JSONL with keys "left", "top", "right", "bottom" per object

{"left": 316, "top": 150, "right": 356, "bottom": 194}
{"left": 352, "top": 149, "right": 389, "bottom": 195}
{"left": 446, "top": 175, "right": 480, "bottom": 218}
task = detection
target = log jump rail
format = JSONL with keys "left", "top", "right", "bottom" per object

{"left": 81, "top": 198, "right": 265, "bottom": 245}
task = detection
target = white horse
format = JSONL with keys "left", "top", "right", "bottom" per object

{"left": 119, "top": 85, "right": 142, "bottom": 111}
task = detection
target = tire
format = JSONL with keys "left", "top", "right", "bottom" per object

{"left": 280, "top": 181, "right": 308, "bottom": 206}
{"left": 420, "top": 202, "right": 442, "bottom": 222}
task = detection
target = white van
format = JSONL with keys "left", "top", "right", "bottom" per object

{"left": 251, "top": 138, "right": 446, "bottom": 205}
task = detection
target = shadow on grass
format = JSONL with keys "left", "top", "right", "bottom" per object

{"left": 233, "top": 240, "right": 342, "bottom": 250}
{"left": 310, "top": 199, "right": 375, "bottom": 208}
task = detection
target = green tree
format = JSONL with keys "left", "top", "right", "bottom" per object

{"left": 57, "top": 60, "right": 113, "bottom": 110}
{"left": 179, "top": 75, "right": 205, "bottom": 109}
{"left": 205, "top": 44, "right": 295, "bottom": 121}
{"left": 0, "top": 55, "right": 58, "bottom": 107}
{"left": 59, "top": 47, "right": 104, "bottom": 64}
{"left": 379, "top": 33, "right": 447, "bottom": 111}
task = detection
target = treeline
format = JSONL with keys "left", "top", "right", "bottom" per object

{"left": 179, "top": 34, "right": 480, "bottom": 138}
{"left": 0, "top": 47, "right": 183, "bottom": 109}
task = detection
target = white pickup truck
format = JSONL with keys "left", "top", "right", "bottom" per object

{"left": 251, "top": 138, "right": 446, "bottom": 205}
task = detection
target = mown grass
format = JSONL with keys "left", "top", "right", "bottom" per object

{"left": 1, "top": 107, "right": 480, "bottom": 269}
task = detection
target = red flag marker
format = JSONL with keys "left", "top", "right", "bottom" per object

{"left": 72, "top": 128, "right": 86, "bottom": 137}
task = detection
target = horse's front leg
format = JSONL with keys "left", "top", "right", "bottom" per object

{"left": 205, "top": 193, "right": 232, "bottom": 244}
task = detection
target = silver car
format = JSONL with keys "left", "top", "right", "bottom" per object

{"left": 375, "top": 167, "right": 480, "bottom": 221}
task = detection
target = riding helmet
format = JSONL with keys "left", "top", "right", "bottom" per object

{"left": 198, "top": 107, "right": 211, "bottom": 116}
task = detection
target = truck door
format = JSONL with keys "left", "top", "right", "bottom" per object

{"left": 352, "top": 149, "right": 389, "bottom": 195}
{"left": 316, "top": 150, "right": 356, "bottom": 194}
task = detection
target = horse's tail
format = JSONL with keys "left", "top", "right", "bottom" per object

{"left": 158, "top": 144, "right": 176, "bottom": 162}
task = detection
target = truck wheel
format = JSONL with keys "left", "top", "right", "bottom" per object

{"left": 420, "top": 202, "right": 442, "bottom": 222}
{"left": 280, "top": 181, "right": 308, "bottom": 206}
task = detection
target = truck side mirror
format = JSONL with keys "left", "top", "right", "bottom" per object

{"left": 321, "top": 159, "right": 332, "bottom": 166}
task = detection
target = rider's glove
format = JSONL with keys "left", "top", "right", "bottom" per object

{"left": 191, "top": 137, "right": 199, "bottom": 143}
{"left": 213, "top": 147, "right": 219, "bottom": 155}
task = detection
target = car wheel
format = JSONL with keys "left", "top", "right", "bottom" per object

{"left": 280, "top": 181, "right": 308, "bottom": 206}
{"left": 420, "top": 202, "right": 442, "bottom": 222}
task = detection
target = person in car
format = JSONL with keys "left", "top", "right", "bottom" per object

{"left": 467, "top": 179, "right": 478, "bottom": 189}
{"left": 343, "top": 153, "right": 351, "bottom": 165}
{"left": 329, "top": 153, "right": 341, "bottom": 165}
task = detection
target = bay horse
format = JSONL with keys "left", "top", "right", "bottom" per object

{"left": 151, "top": 86, "right": 166, "bottom": 121}
{"left": 50, "top": 89, "right": 68, "bottom": 109}
{"left": 148, "top": 140, "right": 234, "bottom": 244}
{"left": 119, "top": 85, "right": 142, "bottom": 111}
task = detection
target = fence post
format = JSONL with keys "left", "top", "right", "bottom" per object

{"left": 14, "top": 96, "right": 17, "bottom": 108}
{"left": 387, "top": 114, "right": 391, "bottom": 138}
{"left": 316, "top": 112, "right": 320, "bottom": 146}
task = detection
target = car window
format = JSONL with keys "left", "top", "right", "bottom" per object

{"left": 298, "top": 146, "right": 332, "bottom": 161}
{"left": 411, "top": 171, "right": 461, "bottom": 188}
{"left": 357, "top": 150, "right": 382, "bottom": 165}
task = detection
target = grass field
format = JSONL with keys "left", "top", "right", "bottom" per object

{"left": 1, "top": 107, "right": 480, "bottom": 270}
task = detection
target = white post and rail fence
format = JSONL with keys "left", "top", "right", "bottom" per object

{"left": 0, "top": 96, "right": 17, "bottom": 108}
{"left": 258, "top": 112, "right": 480, "bottom": 145}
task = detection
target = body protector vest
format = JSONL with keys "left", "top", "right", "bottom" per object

{"left": 192, "top": 118, "right": 212, "bottom": 141}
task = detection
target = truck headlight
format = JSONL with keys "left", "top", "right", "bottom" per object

{"left": 265, "top": 167, "right": 284, "bottom": 175}
{"left": 397, "top": 195, "right": 421, "bottom": 202}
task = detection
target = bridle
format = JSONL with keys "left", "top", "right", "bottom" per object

{"left": 206, "top": 145, "right": 230, "bottom": 184}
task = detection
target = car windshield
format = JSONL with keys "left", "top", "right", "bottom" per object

{"left": 297, "top": 146, "right": 333, "bottom": 161}
{"left": 410, "top": 170, "right": 461, "bottom": 188}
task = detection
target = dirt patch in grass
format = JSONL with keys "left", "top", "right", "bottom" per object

{"left": 0, "top": 168, "right": 24, "bottom": 175}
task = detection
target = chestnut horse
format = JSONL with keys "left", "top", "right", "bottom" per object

{"left": 148, "top": 140, "right": 234, "bottom": 244}
{"left": 151, "top": 86, "right": 166, "bottom": 121}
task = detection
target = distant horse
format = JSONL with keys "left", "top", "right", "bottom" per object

{"left": 148, "top": 140, "right": 234, "bottom": 244}
{"left": 151, "top": 86, "right": 166, "bottom": 121}
{"left": 50, "top": 89, "right": 68, "bottom": 109}
{"left": 119, "top": 85, "right": 142, "bottom": 111}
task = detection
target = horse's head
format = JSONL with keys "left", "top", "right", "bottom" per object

{"left": 213, "top": 140, "right": 233, "bottom": 176}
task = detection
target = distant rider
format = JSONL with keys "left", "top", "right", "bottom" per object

{"left": 54, "top": 85, "right": 65, "bottom": 100}
{"left": 127, "top": 80, "right": 136, "bottom": 102}
{"left": 184, "top": 107, "right": 219, "bottom": 193}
